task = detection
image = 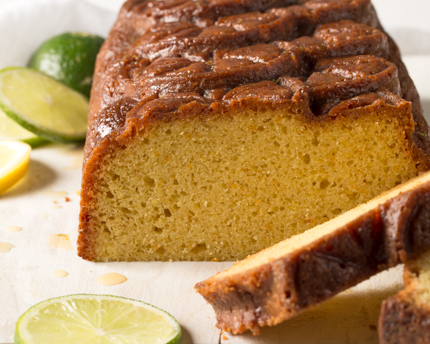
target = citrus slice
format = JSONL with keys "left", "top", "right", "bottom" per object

{"left": 0, "top": 109, "right": 50, "bottom": 147}
{"left": 14, "top": 294, "right": 182, "bottom": 344}
{"left": 0, "top": 67, "right": 89, "bottom": 143}
{"left": 0, "top": 140, "right": 31, "bottom": 194}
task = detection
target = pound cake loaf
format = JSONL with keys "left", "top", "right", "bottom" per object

{"left": 379, "top": 253, "right": 430, "bottom": 344}
{"left": 196, "top": 171, "right": 430, "bottom": 334}
{"left": 78, "top": 0, "right": 430, "bottom": 262}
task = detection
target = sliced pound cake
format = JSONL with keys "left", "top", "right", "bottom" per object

{"left": 379, "top": 252, "right": 430, "bottom": 344}
{"left": 78, "top": 0, "right": 430, "bottom": 262}
{"left": 196, "top": 171, "right": 430, "bottom": 334}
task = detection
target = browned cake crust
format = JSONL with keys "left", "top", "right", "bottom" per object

{"left": 84, "top": 0, "right": 430, "bottom": 154}
{"left": 79, "top": 0, "right": 430, "bottom": 260}
{"left": 379, "top": 295, "right": 430, "bottom": 344}
{"left": 379, "top": 252, "right": 430, "bottom": 344}
{"left": 195, "top": 179, "right": 430, "bottom": 334}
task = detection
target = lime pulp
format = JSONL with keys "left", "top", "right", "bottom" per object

{"left": 14, "top": 294, "right": 182, "bottom": 344}
{"left": 0, "top": 67, "right": 89, "bottom": 143}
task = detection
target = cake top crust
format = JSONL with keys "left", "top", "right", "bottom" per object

{"left": 84, "top": 0, "right": 429, "bottom": 165}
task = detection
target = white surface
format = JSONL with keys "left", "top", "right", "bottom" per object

{"left": 0, "top": 0, "right": 430, "bottom": 343}
{"left": 0, "top": 0, "right": 116, "bottom": 69}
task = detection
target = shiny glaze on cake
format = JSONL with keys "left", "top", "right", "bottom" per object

{"left": 83, "top": 0, "right": 430, "bottom": 167}
{"left": 79, "top": 0, "right": 430, "bottom": 262}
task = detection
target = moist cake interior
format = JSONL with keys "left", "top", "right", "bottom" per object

{"left": 89, "top": 106, "right": 419, "bottom": 261}
{"left": 407, "top": 252, "right": 430, "bottom": 306}
{"left": 79, "top": 0, "right": 430, "bottom": 262}
{"left": 221, "top": 170, "right": 430, "bottom": 276}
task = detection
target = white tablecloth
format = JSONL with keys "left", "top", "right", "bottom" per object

{"left": 0, "top": 1, "right": 429, "bottom": 343}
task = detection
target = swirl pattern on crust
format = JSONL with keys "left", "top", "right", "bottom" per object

{"left": 85, "top": 0, "right": 427, "bottom": 163}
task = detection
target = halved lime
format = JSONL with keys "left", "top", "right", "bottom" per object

{"left": 15, "top": 294, "right": 182, "bottom": 344}
{"left": 0, "top": 109, "right": 50, "bottom": 147}
{"left": 0, "top": 67, "right": 89, "bottom": 143}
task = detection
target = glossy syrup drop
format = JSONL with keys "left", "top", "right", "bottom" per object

{"left": 6, "top": 226, "right": 22, "bottom": 232}
{"left": 0, "top": 242, "right": 15, "bottom": 253}
{"left": 52, "top": 270, "right": 69, "bottom": 278}
{"left": 96, "top": 273, "right": 127, "bottom": 286}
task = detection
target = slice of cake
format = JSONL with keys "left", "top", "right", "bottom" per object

{"left": 78, "top": 0, "right": 430, "bottom": 262}
{"left": 379, "top": 252, "right": 430, "bottom": 344}
{"left": 195, "top": 171, "right": 430, "bottom": 334}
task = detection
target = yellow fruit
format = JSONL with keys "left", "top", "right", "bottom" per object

{"left": 0, "top": 140, "right": 31, "bottom": 194}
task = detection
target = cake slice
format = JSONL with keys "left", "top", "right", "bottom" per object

{"left": 195, "top": 171, "right": 430, "bottom": 334}
{"left": 379, "top": 252, "right": 430, "bottom": 344}
{"left": 78, "top": 0, "right": 430, "bottom": 262}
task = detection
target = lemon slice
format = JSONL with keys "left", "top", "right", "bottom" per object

{"left": 0, "top": 67, "right": 89, "bottom": 143}
{"left": 14, "top": 294, "right": 182, "bottom": 344}
{"left": 0, "top": 108, "right": 50, "bottom": 147}
{"left": 0, "top": 140, "right": 31, "bottom": 194}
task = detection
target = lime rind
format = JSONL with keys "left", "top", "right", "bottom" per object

{"left": 28, "top": 32, "right": 104, "bottom": 97}
{"left": 20, "top": 136, "right": 51, "bottom": 148}
{"left": 0, "top": 67, "right": 89, "bottom": 143}
{"left": 0, "top": 101, "right": 83, "bottom": 143}
{"left": 0, "top": 108, "right": 50, "bottom": 147}
{"left": 14, "top": 294, "right": 182, "bottom": 344}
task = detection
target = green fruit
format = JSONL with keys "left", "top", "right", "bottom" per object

{"left": 0, "top": 67, "right": 89, "bottom": 143}
{"left": 0, "top": 108, "right": 50, "bottom": 147}
{"left": 28, "top": 32, "right": 104, "bottom": 98}
{"left": 14, "top": 294, "right": 182, "bottom": 344}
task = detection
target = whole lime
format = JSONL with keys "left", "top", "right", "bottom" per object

{"left": 28, "top": 32, "right": 104, "bottom": 98}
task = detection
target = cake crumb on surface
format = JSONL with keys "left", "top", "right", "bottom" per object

{"left": 44, "top": 189, "right": 67, "bottom": 199}
{"left": 47, "top": 234, "right": 73, "bottom": 251}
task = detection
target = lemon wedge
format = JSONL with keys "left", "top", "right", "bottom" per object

{"left": 0, "top": 140, "right": 31, "bottom": 194}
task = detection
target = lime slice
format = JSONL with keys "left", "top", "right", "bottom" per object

{"left": 0, "top": 67, "right": 89, "bottom": 143}
{"left": 0, "top": 108, "right": 50, "bottom": 147}
{"left": 14, "top": 294, "right": 182, "bottom": 344}
{"left": 0, "top": 140, "right": 31, "bottom": 194}
{"left": 29, "top": 32, "right": 104, "bottom": 97}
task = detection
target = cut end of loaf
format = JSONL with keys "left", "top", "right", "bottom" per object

{"left": 402, "top": 252, "right": 430, "bottom": 306}
{"left": 208, "top": 168, "right": 430, "bottom": 281}
{"left": 197, "top": 169, "right": 430, "bottom": 335}
{"left": 78, "top": 102, "right": 420, "bottom": 262}
{"left": 379, "top": 251, "right": 430, "bottom": 344}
